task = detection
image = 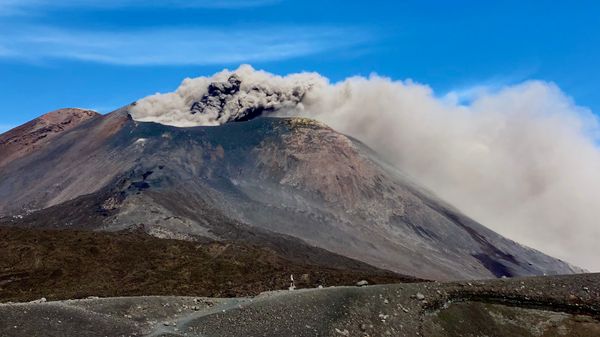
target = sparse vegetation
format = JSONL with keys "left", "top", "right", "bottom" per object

{"left": 0, "top": 227, "right": 416, "bottom": 303}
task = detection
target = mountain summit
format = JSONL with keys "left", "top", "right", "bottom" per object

{"left": 0, "top": 108, "right": 99, "bottom": 168}
{"left": 0, "top": 104, "right": 581, "bottom": 281}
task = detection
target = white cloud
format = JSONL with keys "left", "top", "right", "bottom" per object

{"left": 0, "top": 25, "right": 368, "bottom": 65}
{"left": 133, "top": 66, "right": 600, "bottom": 271}
{"left": 0, "top": 0, "right": 279, "bottom": 14}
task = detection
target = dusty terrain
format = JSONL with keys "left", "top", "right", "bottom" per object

{"left": 0, "top": 273, "right": 598, "bottom": 337}
{"left": 0, "top": 227, "right": 418, "bottom": 303}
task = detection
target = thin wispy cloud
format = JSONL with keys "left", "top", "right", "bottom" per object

{"left": 0, "top": 45, "right": 12, "bottom": 56}
{"left": 0, "top": 124, "right": 15, "bottom": 133}
{"left": 0, "top": 25, "right": 370, "bottom": 66}
{"left": 0, "top": 0, "right": 279, "bottom": 15}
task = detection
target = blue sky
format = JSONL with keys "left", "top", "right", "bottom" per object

{"left": 0, "top": 0, "right": 598, "bottom": 132}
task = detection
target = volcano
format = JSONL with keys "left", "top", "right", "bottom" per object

{"left": 0, "top": 101, "right": 582, "bottom": 282}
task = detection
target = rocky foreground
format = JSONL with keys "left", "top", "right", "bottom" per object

{"left": 1, "top": 273, "right": 598, "bottom": 337}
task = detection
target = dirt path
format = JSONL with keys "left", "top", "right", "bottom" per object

{"left": 1, "top": 273, "right": 598, "bottom": 337}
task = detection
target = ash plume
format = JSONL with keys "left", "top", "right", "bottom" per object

{"left": 132, "top": 65, "right": 320, "bottom": 126}
{"left": 132, "top": 65, "right": 600, "bottom": 271}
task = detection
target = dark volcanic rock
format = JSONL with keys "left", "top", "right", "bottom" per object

{"left": 0, "top": 227, "right": 417, "bottom": 303}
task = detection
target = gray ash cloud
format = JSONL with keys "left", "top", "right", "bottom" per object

{"left": 189, "top": 74, "right": 305, "bottom": 122}
{"left": 131, "top": 65, "right": 319, "bottom": 126}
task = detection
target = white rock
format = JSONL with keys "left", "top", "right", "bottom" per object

{"left": 29, "top": 297, "right": 47, "bottom": 304}
{"left": 335, "top": 328, "right": 350, "bottom": 336}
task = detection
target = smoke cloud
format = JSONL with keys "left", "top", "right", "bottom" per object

{"left": 132, "top": 65, "right": 600, "bottom": 271}
{"left": 132, "top": 65, "right": 321, "bottom": 125}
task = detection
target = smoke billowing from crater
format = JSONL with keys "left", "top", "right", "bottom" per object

{"left": 132, "top": 65, "right": 600, "bottom": 271}
{"left": 132, "top": 65, "right": 322, "bottom": 126}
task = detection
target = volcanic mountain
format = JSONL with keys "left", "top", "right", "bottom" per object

{"left": 0, "top": 102, "right": 582, "bottom": 281}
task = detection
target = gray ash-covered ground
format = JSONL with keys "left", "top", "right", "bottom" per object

{"left": 1, "top": 273, "right": 598, "bottom": 337}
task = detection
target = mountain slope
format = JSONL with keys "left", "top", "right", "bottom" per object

{"left": 0, "top": 108, "right": 582, "bottom": 280}
{"left": 0, "top": 227, "right": 417, "bottom": 302}
{"left": 0, "top": 108, "right": 99, "bottom": 168}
